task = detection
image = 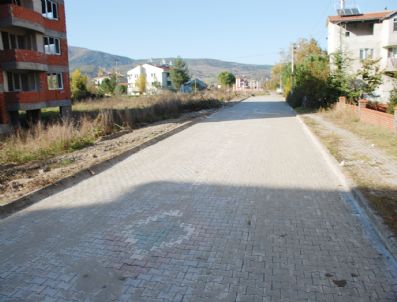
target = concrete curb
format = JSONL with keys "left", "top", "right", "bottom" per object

{"left": 0, "top": 97, "right": 248, "bottom": 219}
{"left": 294, "top": 110, "right": 397, "bottom": 266}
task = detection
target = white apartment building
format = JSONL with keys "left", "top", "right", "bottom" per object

{"left": 127, "top": 64, "right": 172, "bottom": 95}
{"left": 327, "top": 10, "right": 397, "bottom": 102}
{"left": 235, "top": 77, "right": 260, "bottom": 92}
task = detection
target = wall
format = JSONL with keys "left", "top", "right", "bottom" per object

{"left": 5, "top": 72, "right": 70, "bottom": 110}
{"left": 338, "top": 97, "right": 397, "bottom": 132}
{"left": 381, "top": 13, "right": 397, "bottom": 47}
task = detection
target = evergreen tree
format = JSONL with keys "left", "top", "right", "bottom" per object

{"left": 170, "top": 57, "right": 190, "bottom": 90}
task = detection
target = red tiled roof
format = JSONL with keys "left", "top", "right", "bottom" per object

{"left": 328, "top": 10, "right": 397, "bottom": 23}
{"left": 159, "top": 66, "right": 171, "bottom": 71}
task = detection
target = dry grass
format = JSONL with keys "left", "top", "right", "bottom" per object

{"left": 0, "top": 91, "right": 239, "bottom": 165}
{"left": 73, "top": 91, "right": 235, "bottom": 111}
{"left": 301, "top": 113, "right": 397, "bottom": 236}
{"left": 301, "top": 117, "right": 343, "bottom": 161}
{"left": 319, "top": 105, "right": 397, "bottom": 161}
{"left": 0, "top": 118, "right": 100, "bottom": 164}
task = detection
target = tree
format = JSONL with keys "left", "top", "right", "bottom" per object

{"left": 70, "top": 69, "right": 89, "bottom": 101}
{"left": 115, "top": 84, "right": 127, "bottom": 95}
{"left": 170, "top": 57, "right": 190, "bottom": 90}
{"left": 267, "top": 63, "right": 285, "bottom": 90}
{"left": 283, "top": 39, "right": 331, "bottom": 108}
{"left": 356, "top": 58, "right": 383, "bottom": 98}
{"left": 135, "top": 74, "right": 147, "bottom": 95}
{"left": 218, "top": 72, "right": 236, "bottom": 88}
{"left": 98, "top": 74, "right": 117, "bottom": 95}
{"left": 328, "top": 51, "right": 353, "bottom": 100}
{"left": 387, "top": 87, "right": 397, "bottom": 114}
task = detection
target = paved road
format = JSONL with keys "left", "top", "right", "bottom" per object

{"left": 1, "top": 96, "right": 396, "bottom": 302}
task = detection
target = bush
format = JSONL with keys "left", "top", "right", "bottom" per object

{"left": 286, "top": 88, "right": 304, "bottom": 108}
{"left": 387, "top": 88, "right": 397, "bottom": 114}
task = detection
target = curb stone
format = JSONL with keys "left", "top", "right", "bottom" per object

{"left": 0, "top": 97, "right": 248, "bottom": 219}
{"left": 293, "top": 108, "right": 397, "bottom": 266}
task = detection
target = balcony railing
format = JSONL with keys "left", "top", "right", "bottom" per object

{"left": 0, "top": 49, "right": 48, "bottom": 71}
{"left": 4, "top": 91, "right": 41, "bottom": 103}
{"left": 0, "top": 4, "right": 45, "bottom": 33}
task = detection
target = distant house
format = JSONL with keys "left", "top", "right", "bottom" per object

{"left": 327, "top": 9, "right": 397, "bottom": 102}
{"left": 127, "top": 64, "right": 172, "bottom": 95}
{"left": 93, "top": 76, "right": 110, "bottom": 86}
{"left": 92, "top": 72, "right": 127, "bottom": 86}
{"left": 235, "top": 77, "right": 260, "bottom": 91}
{"left": 180, "top": 79, "right": 207, "bottom": 93}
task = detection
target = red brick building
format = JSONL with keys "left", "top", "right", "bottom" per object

{"left": 0, "top": 0, "right": 71, "bottom": 131}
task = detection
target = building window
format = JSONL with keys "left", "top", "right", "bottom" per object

{"left": 6, "top": 72, "right": 37, "bottom": 92}
{"left": 345, "top": 31, "right": 350, "bottom": 37}
{"left": 47, "top": 73, "right": 63, "bottom": 90}
{"left": 7, "top": 72, "right": 21, "bottom": 92}
{"left": 44, "top": 36, "right": 60, "bottom": 55}
{"left": 1, "top": 32, "right": 34, "bottom": 50}
{"left": 1, "top": 0, "right": 22, "bottom": 5}
{"left": 359, "top": 48, "right": 373, "bottom": 60}
{"left": 41, "top": 0, "right": 58, "bottom": 20}
{"left": 394, "top": 18, "right": 397, "bottom": 31}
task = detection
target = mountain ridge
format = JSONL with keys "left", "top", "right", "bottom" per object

{"left": 68, "top": 46, "right": 271, "bottom": 84}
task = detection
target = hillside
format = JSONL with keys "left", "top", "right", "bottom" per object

{"left": 69, "top": 46, "right": 271, "bottom": 84}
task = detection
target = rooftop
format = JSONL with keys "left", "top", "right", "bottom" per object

{"left": 328, "top": 10, "right": 397, "bottom": 23}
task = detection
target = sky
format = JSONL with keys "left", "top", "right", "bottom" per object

{"left": 66, "top": 0, "right": 396, "bottom": 65}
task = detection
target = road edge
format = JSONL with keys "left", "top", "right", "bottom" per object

{"left": 293, "top": 108, "right": 397, "bottom": 265}
{"left": 0, "top": 97, "right": 248, "bottom": 219}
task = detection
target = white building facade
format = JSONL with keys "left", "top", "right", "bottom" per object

{"left": 327, "top": 10, "right": 397, "bottom": 103}
{"left": 235, "top": 77, "right": 261, "bottom": 92}
{"left": 127, "top": 64, "right": 172, "bottom": 95}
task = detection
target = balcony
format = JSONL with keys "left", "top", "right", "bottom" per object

{"left": 0, "top": 4, "right": 45, "bottom": 33}
{"left": 5, "top": 91, "right": 71, "bottom": 111}
{"left": 385, "top": 58, "right": 397, "bottom": 72}
{"left": 5, "top": 91, "right": 42, "bottom": 110}
{"left": 0, "top": 49, "right": 48, "bottom": 71}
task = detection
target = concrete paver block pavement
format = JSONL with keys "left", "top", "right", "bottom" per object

{"left": 0, "top": 96, "right": 396, "bottom": 301}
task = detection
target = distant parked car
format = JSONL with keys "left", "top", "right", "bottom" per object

{"left": 276, "top": 88, "right": 283, "bottom": 94}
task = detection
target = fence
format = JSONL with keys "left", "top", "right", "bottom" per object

{"left": 337, "top": 97, "right": 397, "bottom": 133}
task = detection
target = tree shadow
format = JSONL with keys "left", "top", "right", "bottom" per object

{"left": 0, "top": 181, "right": 396, "bottom": 301}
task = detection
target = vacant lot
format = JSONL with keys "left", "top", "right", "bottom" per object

{"left": 0, "top": 91, "right": 236, "bottom": 165}
{"left": 0, "top": 91, "right": 243, "bottom": 206}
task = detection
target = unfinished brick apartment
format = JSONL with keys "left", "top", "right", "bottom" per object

{"left": 0, "top": 0, "right": 71, "bottom": 132}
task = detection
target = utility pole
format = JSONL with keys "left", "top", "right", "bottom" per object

{"left": 291, "top": 44, "right": 295, "bottom": 74}
{"left": 291, "top": 43, "right": 295, "bottom": 92}
{"left": 115, "top": 59, "right": 119, "bottom": 84}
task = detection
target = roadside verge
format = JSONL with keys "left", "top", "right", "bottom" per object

{"left": 294, "top": 109, "right": 397, "bottom": 264}
{"left": 0, "top": 97, "right": 248, "bottom": 218}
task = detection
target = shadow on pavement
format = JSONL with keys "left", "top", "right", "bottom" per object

{"left": 1, "top": 181, "right": 396, "bottom": 301}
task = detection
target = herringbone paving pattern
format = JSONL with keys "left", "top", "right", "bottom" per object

{"left": 0, "top": 97, "right": 396, "bottom": 301}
